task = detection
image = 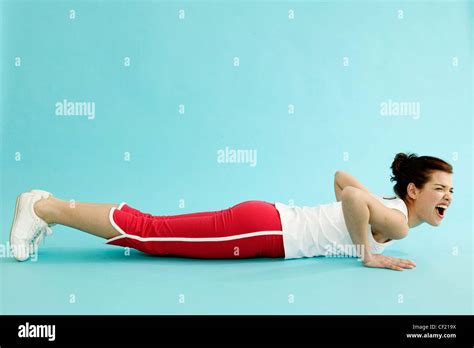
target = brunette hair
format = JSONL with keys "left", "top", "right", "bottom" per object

{"left": 390, "top": 152, "right": 453, "bottom": 200}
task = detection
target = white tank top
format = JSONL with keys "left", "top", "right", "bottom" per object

{"left": 275, "top": 193, "right": 409, "bottom": 259}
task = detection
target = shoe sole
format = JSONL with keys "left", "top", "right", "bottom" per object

{"left": 9, "top": 193, "right": 30, "bottom": 261}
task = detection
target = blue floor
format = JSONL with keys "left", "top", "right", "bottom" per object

{"left": 1, "top": 218, "right": 472, "bottom": 315}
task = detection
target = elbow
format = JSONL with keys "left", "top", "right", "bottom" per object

{"left": 340, "top": 186, "right": 368, "bottom": 207}
{"left": 340, "top": 186, "right": 362, "bottom": 200}
{"left": 393, "top": 226, "right": 409, "bottom": 240}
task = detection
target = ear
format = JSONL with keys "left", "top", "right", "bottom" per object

{"left": 406, "top": 182, "right": 418, "bottom": 200}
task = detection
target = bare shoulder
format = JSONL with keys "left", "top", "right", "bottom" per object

{"left": 342, "top": 187, "right": 409, "bottom": 240}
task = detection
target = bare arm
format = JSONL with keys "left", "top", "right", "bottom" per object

{"left": 334, "top": 177, "right": 343, "bottom": 202}
{"left": 336, "top": 171, "right": 409, "bottom": 240}
{"left": 340, "top": 187, "right": 372, "bottom": 262}
{"left": 341, "top": 187, "right": 416, "bottom": 271}
{"left": 334, "top": 171, "right": 370, "bottom": 202}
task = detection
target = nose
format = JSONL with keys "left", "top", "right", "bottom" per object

{"left": 445, "top": 192, "right": 453, "bottom": 203}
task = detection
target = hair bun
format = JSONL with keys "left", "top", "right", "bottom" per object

{"left": 390, "top": 152, "right": 418, "bottom": 182}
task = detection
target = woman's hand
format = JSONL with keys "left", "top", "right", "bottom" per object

{"left": 363, "top": 254, "right": 416, "bottom": 271}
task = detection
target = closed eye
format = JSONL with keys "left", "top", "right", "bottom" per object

{"left": 437, "top": 188, "right": 454, "bottom": 193}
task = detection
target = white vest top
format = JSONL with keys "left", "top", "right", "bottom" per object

{"left": 275, "top": 193, "right": 409, "bottom": 259}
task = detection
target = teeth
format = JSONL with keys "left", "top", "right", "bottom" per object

{"left": 435, "top": 205, "right": 447, "bottom": 217}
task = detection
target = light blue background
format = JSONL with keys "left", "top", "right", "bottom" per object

{"left": 1, "top": 0, "right": 472, "bottom": 314}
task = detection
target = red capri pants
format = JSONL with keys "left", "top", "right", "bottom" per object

{"left": 105, "top": 200, "right": 285, "bottom": 259}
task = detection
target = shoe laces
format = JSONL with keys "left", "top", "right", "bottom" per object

{"left": 30, "top": 224, "right": 53, "bottom": 253}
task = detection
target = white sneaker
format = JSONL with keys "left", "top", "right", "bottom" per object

{"left": 9, "top": 191, "right": 54, "bottom": 262}
{"left": 29, "top": 189, "right": 56, "bottom": 227}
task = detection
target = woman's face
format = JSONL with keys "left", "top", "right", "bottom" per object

{"left": 408, "top": 170, "right": 453, "bottom": 226}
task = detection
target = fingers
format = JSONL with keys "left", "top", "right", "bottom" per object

{"left": 397, "top": 259, "right": 415, "bottom": 269}
{"left": 388, "top": 262, "right": 404, "bottom": 271}
{"left": 363, "top": 255, "right": 417, "bottom": 271}
{"left": 398, "top": 257, "right": 416, "bottom": 268}
{"left": 385, "top": 256, "right": 416, "bottom": 270}
{"left": 381, "top": 257, "right": 403, "bottom": 271}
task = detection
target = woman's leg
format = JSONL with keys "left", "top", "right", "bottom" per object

{"left": 33, "top": 196, "right": 285, "bottom": 258}
{"left": 107, "top": 200, "right": 285, "bottom": 259}
{"left": 33, "top": 195, "right": 121, "bottom": 239}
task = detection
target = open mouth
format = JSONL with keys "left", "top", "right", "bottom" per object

{"left": 435, "top": 206, "right": 446, "bottom": 218}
